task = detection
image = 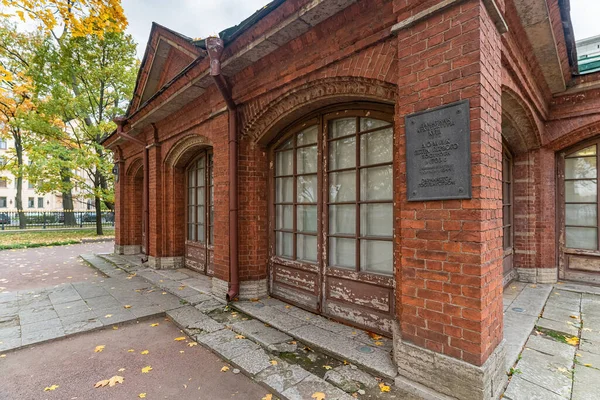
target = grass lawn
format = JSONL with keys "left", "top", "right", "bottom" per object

{"left": 0, "top": 228, "right": 115, "bottom": 250}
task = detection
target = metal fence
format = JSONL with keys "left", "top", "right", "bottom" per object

{"left": 0, "top": 210, "right": 114, "bottom": 230}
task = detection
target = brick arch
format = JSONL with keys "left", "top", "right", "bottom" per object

{"left": 547, "top": 119, "right": 600, "bottom": 152}
{"left": 241, "top": 76, "right": 397, "bottom": 146}
{"left": 501, "top": 87, "right": 542, "bottom": 154}
{"left": 163, "top": 134, "right": 213, "bottom": 169}
{"left": 125, "top": 157, "right": 143, "bottom": 178}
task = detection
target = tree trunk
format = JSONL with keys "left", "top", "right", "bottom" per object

{"left": 62, "top": 189, "right": 76, "bottom": 226}
{"left": 95, "top": 194, "right": 103, "bottom": 235}
{"left": 14, "top": 134, "right": 26, "bottom": 229}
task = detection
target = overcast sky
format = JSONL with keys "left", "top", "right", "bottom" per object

{"left": 122, "top": 0, "right": 600, "bottom": 59}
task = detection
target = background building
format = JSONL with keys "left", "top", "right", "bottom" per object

{"left": 577, "top": 34, "right": 600, "bottom": 74}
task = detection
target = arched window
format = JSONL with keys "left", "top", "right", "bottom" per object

{"left": 187, "top": 150, "right": 214, "bottom": 245}
{"left": 270, "top": 106, "right": 395, "bottom": 333}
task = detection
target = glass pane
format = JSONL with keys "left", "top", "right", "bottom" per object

{"left": 188, "top": 206, "right": 195, "bottom": 223}
{"left": 297, "top": 205, "right": 317, "bottom": 233}
{"left": 297, "top": 234, "right": 317, "bottom": 263}
{"left": 360, "top": 118, "right": 389, "bottom": 132}
{"left": 197, "top": 205, "right": 205, "bottom": 224}
{"left": 360, "top": 203, "right": 392, "bottom": 237}
{"left": 566, "top": 204, "right": 597, "bottom": 227}
{"left": 276, "top": 232, "right": 293, "bottom": 258}
{"left": 189, "top": 168, "right": 196, "bottom": 187}
{"left": 565, "top": 180, "right": 597, "bottom": 203}
{"left": 276, "top": 205, "right": 293, "bottom": 230}
{"left": 569, "top": 145, "right": 596, "bottom": 157}
{"left": 197, "top": 187, "right": 205, "bottom": 206}
{"left": 188, "top": 224, "right": 195, "bottom": 241}
{"left": 360, "top": 240, "right": 393, "bottom": 274}
{"left": 566, "top": 227, "right": 597, "bottom": 250}
{"left": 279, "top": 137, "right": 293, "bottom": 150}
{"left": 297, "top": 175, "right": 317, "bottom": 204}
{"left": 329, "top": 205, "right": 356, "bottom": 235}
{"left": 503, "top": 226, "right": 512, "bottom": 249}
{"left": 503, "top": 205, "right": 511, "bottom": 226}
{"left": 188, "top": 188, "right": 194, "bottom": 205}
{"left": 197, "top": 224, "right": 205, "bottom": 243}
{"left": 329, "top": 237, "right": 355, "bottom": 269}
{"left": 360, "top": 128, "right": 392, "bottom": 166}
{"left": 276, "top": 150, "right": 293, "bottom": 176}
{"left": 329, "top": 118, "right": 356, "bottom": 139}
{"left": 197, "top": 155, "right": 205, "bottom": 169}
{"left": 276, "top": 177, "right": 294, "bottom": 203}
{"left": 297, "top": 125, "right": 318, "bottom": 145}
{"left": 329, "top": 137, "right": 356, "bottom": 170}
{"left": 210, "top": 206, "right": 214, "bottom": 225}
{"left": 565, "top": 157, "right": 597, "bottom": 179}
{"left": 361, "top": 165, "right": 393, "bottom": 201}
{"left": 209, "top": 225, "right": 214, "bottom": 245}
{"left": 329, "top": 171, "right": 356, "bottom": 202}
{"left": 297, "top": 146, "right": 317, "bottom": 174}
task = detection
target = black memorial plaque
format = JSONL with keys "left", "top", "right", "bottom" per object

{"left": 406, "top": 100, "right": 471, "bottom": 201}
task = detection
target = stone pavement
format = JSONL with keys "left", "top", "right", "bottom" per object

{"left": 503, "top": 282, "right": 600, "bottom": 400}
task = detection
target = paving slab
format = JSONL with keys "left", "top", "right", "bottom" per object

{"left": 167, "top": 306, "right": 224, "bottom": 333}
{"left": 282, "top": 374, "right": 354, "bottom": 400}
{"left": 21, "top": 326, "right": 65, "bottom": 346}
{"left": 230, "top": 348, "right": 273, "bottom": 375}
{"left": 257, "top": 362, "right": 312, "bottom": 393}
{"left": 516, "top": 345, "right": 573, "bottom": 398}
{"left": 21, "top": 318, "right": 62, "bottom": 334}
{"left": 536, "top": 317, "right": 580, "bottom": 337}
{"left": 325, "top": 365, "right": 379, "bottom": 393}
{"left": 504, "top": 375, "right": 567, "bottom": 400}
{"left": 508, "top": 284, "right": 553, "bottom": 317}
{"left": 526, "top": 334, "right": 576, "bottom": 361}
{"left": 232, "top": 319, "right": 294, "bottom": 348}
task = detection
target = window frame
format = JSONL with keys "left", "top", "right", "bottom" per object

{"left": 0, "top": 197, "right": 6, "bottom": 208}
{"left": 502, "top": 144, "right": 514, "bottom": 253}
{"left": 269, "top": 105, "right": 395, "bottom": 277}
{"left": 185, "top": 149, "right": 214, "bottom": 245}
{"left": 561, "top": 139, "right": 600, "bottom": 252}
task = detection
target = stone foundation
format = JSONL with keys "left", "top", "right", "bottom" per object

{"left": 394, "top": 328, "right": 507, "bottom": 400}
{"left": 114, "top": 244, "right": 141, "bottom": 255}
{"left": 239, "top": 279, "right": 268, "bottom": 300}
{"left": 517, "top": 267, "right": 558, "bottom": 284}
{"left": 212, "top": 277, "right": 229, "bottom": 300}
{"left": 146, "top": 256, "right": 184, "bottom": 270}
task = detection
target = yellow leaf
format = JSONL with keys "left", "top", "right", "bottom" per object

{"left": 262, "top": 395, "right": 273, "bottom": 400}
{"left": 139, "top": 394, "right": 147, "bottom": 398}
{"left": 369, "top": 332, "right": 382, "bottom": 340}
{"left": 374, "top": 341, "right": 383, "bottom": 346}
{"left": 379, "top": 382, "right": 391, "bottom": 392}
{"left": 312, "top": 392, "right": 326, "bottom": 400}
{"left": 105, "top": 314, "right": 112, "bottom": 318}
{"left": 141, "top": 366, "right": 153, "bottom": 373}
{"left": 127, "top": 349, "right": 135, "bottom": 353}
{"left": 180, "top": 351, "right": 185, "bottom": 354}
{"left": 570, "top": 315, "right": 580, "bottom": 320}
{"left": 221, "top": 366, "right": 229, "bottom": 372}
{"left": 174, "top": 337, "right": 186, "bottom": 341}
{"left": 577, "top": 353, "right": 583, "bottom": 357}
{"left": 187, "top": 342, "right": 198, "bottom": 347}
{"left": 94, "top": 345, "right": 105, "bottom": 353}
{"left": 124, "top": 305, "right": 132, "bottom": 309}
{"left": 585, "top": 363, "right": 593, "bottom": 367}
{"left": 44, "top": 385, "right": 59, "bottom": 391}
{"left": 112, "top": 326, "right": 118, "bottom": 330}
{"left": 270, "top": 360, "right": 278, "bottom": 366}
{"left": 118, "top": 368, "right": 125, "bottom": 372}
{"left": 285, "top": 305, "right": 291, "bottom": 309}
{"left": 150, "top": 323, "right": 159, "bottom": 327}
{"left": 566, "top": 336, "right": 580, "bottom": 346}
{"left": 94, "top": 376, "right": 124, "bottom": 388}
{"left": 235, "top": 335, "right": 245, "bottom": 339}
{"left": 323, "top": 365, "right": 332, "bottom": 370}
{"left": 141, "top": 350, "right": 149, "bottom": 355}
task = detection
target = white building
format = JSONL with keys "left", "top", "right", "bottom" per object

{"left": 0, "top": 137, "right": 92, "bottom": 211}
{"left": 577, "top": 34, "right": 600, "bottom": 59}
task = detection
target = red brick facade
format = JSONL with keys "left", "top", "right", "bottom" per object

{"left": 104, "top": 0, "right": 600, "bottom": 397}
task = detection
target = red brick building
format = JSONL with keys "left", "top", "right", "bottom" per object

{"left": 103, "top": 0, "right": 600, "bottom": 398}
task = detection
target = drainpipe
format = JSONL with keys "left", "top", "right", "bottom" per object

{"left": 206, "top": 37, "right": 239, "bottom": 301}
{"left": 114, "top": 117, "right": 150, "bottom": 263}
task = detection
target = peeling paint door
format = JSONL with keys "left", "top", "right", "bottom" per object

{"left": 185, "top": 150, "right": 215, "bottom": 275}
{"left": 270, "top": 106, "right": 395, "bottom": 336}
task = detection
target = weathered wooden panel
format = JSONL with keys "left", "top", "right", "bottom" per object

{"left": 273, "top": 264, "right": 318, "bottom": 294}
{"left": 272, "top": 284, "right": 318, "bottom": 310}
{"left": 327, "top": 277, "right": 390, "bottom": 312}
{"left": 324, "top": 300, "right": 393, "bottom": 335}
{"left": 185, "top": 242, "right": 207, "bottom": 274}
{"left": 207, "top": 249, "right": 214, "bottom": 276}
{"left": 568, "top": 255, "right": 600, "bottom": 273}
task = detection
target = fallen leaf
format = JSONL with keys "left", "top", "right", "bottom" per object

{"left": 270, "top": 360, "right": 278, "bottom": 366}
{"left": 180, "top": 350, "right": 185, "bottom": 354}
{"left": 112, "top": 326, "right": 118, "bottom": 330}
{"left": 105, "top": 314, "right": 112, "bottom": 318}
{"left": 141, "top": 350, "right": 149, "bottom": 355}
{"left": 585, "top": 363, "right": 593, "bottom": 367}
{"left": 174, "top": 337, "right": 186, "bottom": 341}
{"left": 94, "top": 376, "right": 124, "bottom": 388}
{"left": 289, "top": 341, "right": 297, "bottom": 345}
{"left": 250, "top": 298, "right": 259, "bottom": 302}
{"left": 162, "top": 292, "right": 167, "bottom": 295}
{"left": 44, "top": 385, "right": 59, "bottom": 391}
{"left": 187, "top": 342, "right": 198, "bottom": 347}
{"left": 141, "top": 366, "right": 153, "bottom": 373}
{"left": 312, "top": 392, "right": 326, "bottom": 400}
{"left": 94, "top": 345, "right": 105, "bottom": 353}
{"left": 285, "top": 305, "right": 291, "bottom": 309}
{"left": 570, "top": 315, "right": 580, "bottom": 320}
{"left": 221, "top": 366, "right": 230, "bottom": 372}
{"left": 323, "top": 365, "right": 332, "bottom": 370}
{"left": 138, "top": 394, "right": 146, "bottom": 398}
{"left": 379, "top": 382, "right": 391, "bottom": 392}
{"left": 343, "top": 360, "right": 349, "bottom": 365}
{"left": 150, "top": 323, "right": 159, "bottom": 327}
{"left": 118, "top": 368, "right": 125, "bottom": 372}
{"left": 235, "top": 335, "right": 245, "bottom": 339}
{"left": 124, "top": 305, "right": 132, "bottom": 309}
{"left": 368, "top": 332, "right": 382, "bottom": 340}
{"left": 374, "top": 341, "right": 383, "bottom": 346}
{"left": 577, "top": 353, "right": 583, "bottom": 357}
{"left": 566, "top": 336, "right": 580, "bottom": 346}
{"left": 127, "top": 349, "right": 135, "bottom": 353}
{"left": 262, "top": 395, "right": 273, "bottom": 400}
{"left": 178, "top": 286, "right": 185, "bottom": 290}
